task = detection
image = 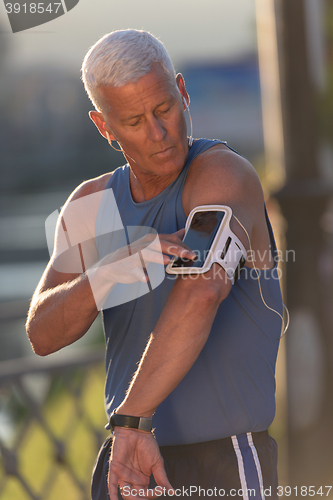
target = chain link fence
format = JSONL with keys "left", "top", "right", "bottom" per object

{"left": 0, "top": 347, "right": 109, "bottom": 500}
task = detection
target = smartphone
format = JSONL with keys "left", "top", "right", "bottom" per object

{"left": 168, "top": 210, "right": 225, "bottom": 270}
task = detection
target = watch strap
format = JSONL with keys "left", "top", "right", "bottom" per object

{"left": 108, "top": 410, "right": 153, "bottom": 432}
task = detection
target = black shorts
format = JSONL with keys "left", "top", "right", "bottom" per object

{"left": 91, "top": 431, "right": 278, "bottom": 500}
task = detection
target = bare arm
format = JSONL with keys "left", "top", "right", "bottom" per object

{"left": 26, "top": 268, "right": 99, "bottom": 356}
{"left": 118, "top": 266, "right": 230, "bottom": 417}
{"left": 108, "top": 266, "right": 232, "bottom": 500}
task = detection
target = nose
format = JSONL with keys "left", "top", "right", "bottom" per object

{"left": 147, "top": 115, "right": 167, "bottom": 142}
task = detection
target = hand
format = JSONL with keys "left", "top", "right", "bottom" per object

{"left": 100, "top": 228, "right": 193, "bottom": 282}
{"left": 86, "top": 229, "right": 196, "bottom": 308}
{"left": 100, "top": 228, "right": 192, "bottom": 282}
{"left": 108, "top": 428, "right": 174, "bottom": 500}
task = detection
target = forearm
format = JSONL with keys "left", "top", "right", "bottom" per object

{"left": 27, "top": 248, "right": 142, "bottom": 355}
{"left": 26, "top": 273, "right": 100, "bottom": 356}
{"left": 117, "top": 277, "right": 226, "bottom": 417}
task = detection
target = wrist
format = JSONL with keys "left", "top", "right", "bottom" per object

{"left": 117, "top": 402, "right": 155, "bottom": 419}
{"left": 112, "top": 426, "right": 152, "bottom": 436}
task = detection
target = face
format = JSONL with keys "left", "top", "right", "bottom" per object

{"left": 91, "top": 65, "right": 189, "bottom": 190}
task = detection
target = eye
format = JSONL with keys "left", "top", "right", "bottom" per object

{"left": 157, "top": 101, "right": 173, "bottom": 115}
{"left": 159, "top": 106, "right": 171, "bottom": 115}
{"left": 129, "top": 120, "right": 140, "bottom": 127}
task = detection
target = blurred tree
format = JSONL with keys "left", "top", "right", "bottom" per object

{"left": 320, "top": 0, "right": 333, "bottom": 144}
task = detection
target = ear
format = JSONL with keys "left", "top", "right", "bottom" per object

{"left": 89, "top": 111, "right": 116, "bottom": 141}
{"left": 176, "top": 73, "right": 190, "bottom": 109}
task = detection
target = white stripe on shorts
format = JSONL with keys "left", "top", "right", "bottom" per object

{"left": 246, "top": 432, "right": 265, "bottom": 500}
{"left": 231, "top": 435, "right": 249, "bottom": 500}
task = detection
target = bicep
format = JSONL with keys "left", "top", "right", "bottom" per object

{"left": 184, "top": 152, "right": 263, "bottom": 254}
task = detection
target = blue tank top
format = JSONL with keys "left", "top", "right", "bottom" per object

{"left": 96, "top": 139, "right": 282, "bottom": 446}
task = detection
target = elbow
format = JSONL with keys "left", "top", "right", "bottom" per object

{"left": 32, "top": 344, "right": 53, "bottom": 357}
{"left": 28, "top": 339, "right": 55, "bottom": 357}
{"left": 197, "top": 282, "right": 227, "bottom": 309}
{"left": 26, "top": 301, "right": 59, "bottom": 356}
{"left": 26, "top": 318, "right": 53, "bottom": 357}
{"left": 181, "top": 276, "right": 230, "bottom": 312}
{"left": 196, "top": 265, "right": 232, "bottom": 306}
{"left": 32, "top": 347, "right": 52, "bottom": 357}
{"left": 26, "top": 332, "right": 49, "bottom": 357}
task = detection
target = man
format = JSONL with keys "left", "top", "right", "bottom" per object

{"left": 26, "top": 29, "right": 283, "bottom": 500}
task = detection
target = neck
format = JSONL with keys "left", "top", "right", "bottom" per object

{"left": 129, "top": 168, "right": 180, "bottom": 203}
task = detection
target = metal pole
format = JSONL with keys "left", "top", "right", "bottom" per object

{"left": 274, "top": 0, "right": 333, "bottom": 488}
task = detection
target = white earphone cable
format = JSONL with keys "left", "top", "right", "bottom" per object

{"left": 233, "top": 214, "right": 289, "bottom": 337}
{"left": 183, "top": 97, "right": 193, "bottom": 146}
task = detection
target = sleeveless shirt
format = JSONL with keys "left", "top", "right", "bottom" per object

{"left": 96, "top": 139, "right": 283, "bottom": 446}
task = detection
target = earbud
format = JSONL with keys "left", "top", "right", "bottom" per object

{"left": 182, "top": 96, "right": 193, "bottom": 146}
{"left": 105, "top": 129, "right": 139, "bottom": 165}
{"left": 105, "top": 130, "right": 123, "bottom": 153}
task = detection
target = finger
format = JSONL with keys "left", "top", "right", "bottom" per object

{"left": 160, "top": 241, "right": 196, "bottom": 259}
{"left": 111, "top": 474, "right": 149, "bottom": 500}
{"left": 139, "top": 247, "right": 169, "bottom": 265}
{"left": 119, "top": 483, "right": 132, "bottom": 499}
{"left": 145, "top": 232, "right": 193, "bottom": 259}
{"left": 109, "top": 474, "right": 121, "bottom": 500}
{"left": 173, "top": 228, "right": 186, "bottom": 239}
{"left": 112, "top": 468, "right": 149, "bottom": 490}
{"left": 159, "top": 229, "right": 186, "bottom": 243}
{"left": 151, "top": 462, "right": 175, "bottom": 497}
{"left": 126, "top": 251, "right": 169, "bottom": 271}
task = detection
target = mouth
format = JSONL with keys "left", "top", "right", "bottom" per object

{"left": 153, "top": 146, "right": 174, "bottom": 157}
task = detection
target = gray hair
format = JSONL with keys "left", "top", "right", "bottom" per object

{"left": 81, "top": 29, "right": 177, "bottom": 112}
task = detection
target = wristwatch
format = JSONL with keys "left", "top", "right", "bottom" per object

{"left": 107, "top": 409, "right": 153, "bottom": 433}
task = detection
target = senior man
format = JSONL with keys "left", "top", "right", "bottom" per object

{"left": 26, "top": 30, "right": 283, "bottom": 500}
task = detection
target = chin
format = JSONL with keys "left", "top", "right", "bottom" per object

{"left": 154, "top": 148, "right": 187, "bottom": 171}
{"left": 155, "top": 158, "right": 185, "bottom": 176}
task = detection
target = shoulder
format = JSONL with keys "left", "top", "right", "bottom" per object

{"left": 66, "top": 172, "right": 113, "bottom": 204}
{"left": 183, "top": 143, "right": 263, "bottom": 216}
{"left": 55, "top": 172, "right": 113, "bottom": 245}
{"left": 41, "top": 172, "right": 115, "bottom": 291}
{"left": 60, "top": 172, "right": 113, "bottom": 218}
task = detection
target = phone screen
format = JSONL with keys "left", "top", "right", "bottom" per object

{"left": 170, "top": 210, "right": 225, "bottom": 269}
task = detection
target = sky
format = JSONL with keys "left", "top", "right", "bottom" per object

{"left": 0, "top": 0, "right": 257, "bottom": 73}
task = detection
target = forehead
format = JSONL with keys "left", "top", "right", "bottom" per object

{"left": 98, "top": 66, "right": 179, "bottom": 118}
